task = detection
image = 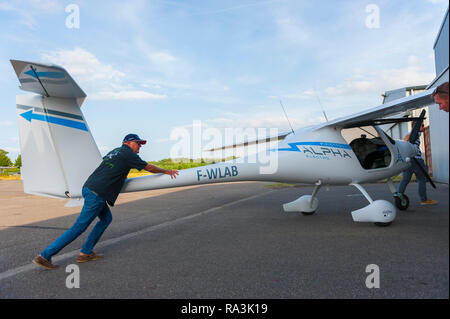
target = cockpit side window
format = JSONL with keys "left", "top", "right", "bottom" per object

{"left": 341, "top": 126, "right": 392, "bottom": 170}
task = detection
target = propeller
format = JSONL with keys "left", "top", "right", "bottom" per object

{"left": 408, "top": 110, "right": 436, "bottom": 189}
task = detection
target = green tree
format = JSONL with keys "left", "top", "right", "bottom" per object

{"left": 0, "top": 149, "right": 13, "bottom": 167}
{"left": 14, "top": 154, "right": 22, "bottom": 168}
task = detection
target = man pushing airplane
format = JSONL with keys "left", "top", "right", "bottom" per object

{"left": 33, "top": 134, "right": 179, "bottom": 270}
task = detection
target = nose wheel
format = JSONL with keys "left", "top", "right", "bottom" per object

{"left": 388, "top": 179, "right": 410, "bottom": 211}
{"left": 394, "top": 194, "right": 409, "bottom": 211}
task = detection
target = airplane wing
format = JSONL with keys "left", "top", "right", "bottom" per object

{"left": 207, "top": 89, "right": 435, "bottom": 151}
{"left": 10, "top": 59, "right": 87, "bottom": 106}
{"left": 205, "top": 131, "right": 291, "bottom": 152}
{"left": 315, "top": 88, "right": 435, "bottom": 129}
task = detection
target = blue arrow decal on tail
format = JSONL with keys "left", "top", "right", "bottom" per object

{"left": 20, "top": 109, "right": 88, "bottom": 131}
{"left": 23, "top": 70, "right": 66, "bottom": 79}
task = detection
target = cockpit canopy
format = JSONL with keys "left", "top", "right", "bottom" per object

{"left": 341, "top": 126, "right": 392, "bottom": 170}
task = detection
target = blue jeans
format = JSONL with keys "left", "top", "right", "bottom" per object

{"left": 398, "top": 158, "right": 428, "bottom": 202}
{"left": 41, "top": 187, "right": 112, "bottom": 261}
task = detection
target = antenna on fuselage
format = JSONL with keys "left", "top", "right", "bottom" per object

{"left": 280, "top": 100, "right": 295, "bottom": 135}
{"left": 313, "top": 84, "right": 328, "bottom": 122}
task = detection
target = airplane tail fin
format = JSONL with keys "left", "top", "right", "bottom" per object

{"left": 11, "top": 60, "right": 102, "bottom": 201}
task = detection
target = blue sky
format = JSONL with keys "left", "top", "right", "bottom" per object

{"left": 0, "top": 0, "right": 448, "bottom": 161}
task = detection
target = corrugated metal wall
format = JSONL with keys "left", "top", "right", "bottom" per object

{"left": 429, "top": 8, "right": 449, "bottom": 184}
{"left": 434, "top": 9, "right": 449, "bottom": 76}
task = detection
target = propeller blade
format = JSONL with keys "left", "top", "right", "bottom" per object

{"left": 412, "top": 157, "right": 436, "bottom": 189}
{"left": 408, "top": 109, "right": 426, "bottom": 144}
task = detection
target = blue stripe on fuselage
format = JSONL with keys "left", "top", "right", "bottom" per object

{"left": 272, "top": 141, "right": 351, "bottom": 152}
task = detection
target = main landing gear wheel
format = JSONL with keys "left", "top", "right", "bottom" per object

{"left": 301, "top": 211, "right": 316, "bottom": 216}
{"left": 374, "top": 222, "right": 392, "bottom": 227}
{"left": 394, "top": 194, "right": 409, "bottom": 211}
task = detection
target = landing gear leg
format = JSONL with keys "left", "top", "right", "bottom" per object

{"left": 350, "top": 183, "right": 396, "bottom": 226}
{"left": 283, "top": 180, "right": 322, "bottom": 215}
{"left": 302, "top": 180, "right": 322, "bottom": 215}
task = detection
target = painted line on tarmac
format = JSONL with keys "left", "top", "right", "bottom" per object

{"left": 0, "top": 189, "right": 275, "bottom": 282}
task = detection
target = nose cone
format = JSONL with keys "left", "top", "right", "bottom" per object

{"left": 396, "top": 140, "right": 417, "bottom": 162}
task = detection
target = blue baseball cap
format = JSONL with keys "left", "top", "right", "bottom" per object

{"left": 123, "top": 134, "right": 147, "bottom": 145}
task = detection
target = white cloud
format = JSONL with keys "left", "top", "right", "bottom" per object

{"left": 193, "top": 109, "right": 324, "bottom": 132}
{"left": 1, "top": 147, "right": 19, "bottom": 153}
{"left": 92, "top": 90, "right": 167, "bottom": 100}
{"left": 324, "top": 64, "right": 434, "bottom": 97}
{"left": 408, "top": 55, "right": 420, "bottom": 65}
{"left": 41, "top": 48, "right": 165, "bottom": 101}
{"left": 148, "top": 51, "right": 178, "bottom": 64}
{"left": 302, "top": 90, "right": 318, "bottom": 96}
{"left": 41, "top": 47, "right": 125, "bottom": 82}
{"left": 134, "top": 37, "right": 192, "bottom": 79}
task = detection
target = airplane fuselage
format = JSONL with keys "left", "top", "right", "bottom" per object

{"left": 122, "top": 126, "right": 416, "bottom": 193}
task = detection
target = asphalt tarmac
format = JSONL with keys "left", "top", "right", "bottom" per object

{"left": 0, "top": 180, "right": 448, "bottom": 299}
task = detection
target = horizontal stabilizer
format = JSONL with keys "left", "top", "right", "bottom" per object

{"left": 10, "top": 59, "right": 86, "bottom": 106}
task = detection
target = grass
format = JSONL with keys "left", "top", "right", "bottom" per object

{"left": 146, "top": 157, "right": 237, "bottom": 170}
{"left": 0, "top": 157, "right": 237, "bottom": 180}
{"left": 0, "top": 174, "right": 21, "bottom": 180}
{"left": 0, "top": 167, "right": 21, "bottom": 180}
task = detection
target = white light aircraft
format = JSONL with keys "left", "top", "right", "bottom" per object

{"left": 10, "top": 60, "right": 437, "bottom": 226}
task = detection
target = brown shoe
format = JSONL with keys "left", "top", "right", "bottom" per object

{"left": 32, "top": 255, "right": 59, "bottom": 270}
{"left": 77, "top": 252, "right": 104, "bottom": 263}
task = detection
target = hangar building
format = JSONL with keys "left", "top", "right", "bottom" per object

{"left": 427, "top": 7, "right": 449, "bottom": 184}
{"left": 382, "top": 7, "right": 449, "bottom": 184}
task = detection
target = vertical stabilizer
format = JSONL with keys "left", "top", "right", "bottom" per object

{"left": 16, "top": 94, "right": 102, "bottom": 199}
{"left": 12, "top": 60, "right": 101, "bottom": 200}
